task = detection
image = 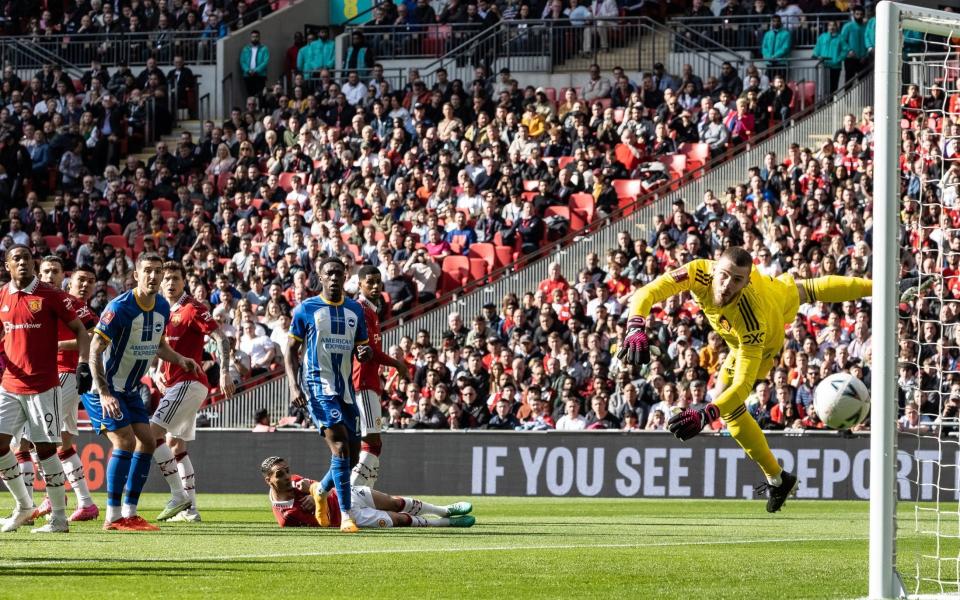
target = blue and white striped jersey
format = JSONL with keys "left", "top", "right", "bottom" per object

{"left": 289, "top": 295, "right": 368, "bottom": 399}
{"left": 93, "top": 291, "right": 170, "bottom": 394}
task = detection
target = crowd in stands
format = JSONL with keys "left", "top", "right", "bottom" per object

{"left": 0, "top": 0, "right": 277, "bottom": 40}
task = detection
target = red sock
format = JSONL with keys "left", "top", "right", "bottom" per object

{"left": 57, "top": 446, "right": 77, "bottom": 461}
{"left": 15, "top": 451, "right": 31, "bottom": 464}
{"left": 360, "top": 440, "right": 382, "bottom": 457}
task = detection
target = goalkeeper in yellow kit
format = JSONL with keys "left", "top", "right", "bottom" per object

{"left": 617, "top": 247, "right": 872, "bottom": 512}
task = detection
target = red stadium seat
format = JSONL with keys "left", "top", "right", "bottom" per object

{"left": 544, "top": 206, "right": 572, "bottom": 239}
{"left": 468, "top": 257, "right": 488, "bottom": 280}
{"left": 103, "top": 235, "right": 128, "bottom": 249}
{"left": 153, "top": 198, "right": 173, "bottom": 212}
{"left": 543, "top": 87, "right": 557, "bottom": 104}
{"left": 570, "top": 193, "right": 595, "bottom": 224}
{"left": 612, "top": 179, "right": 642, "bottom": 200}
{"left": 43, "top": 235, "right": 63, "bottom": 249}
{"left": 658, "top": 154, "right": 687, "bottom": 180}
{"left": 558, "top": 157, "right": 576, "bottom": 170}
{"left": 440, "top": 256, "right": 470, "bottom": 295}
{"left": 106, "top": 223, "right": 122, "bottom": 235}
{"left": 522, "top": 180, "right": 541, "bottom": 192}
{"left": 678, "top": 142, "right": 710, "bottom": 173}
{"left": 468, "top": 243, "right": 498, "bottom": 272}
{"left": 494, "top": 245, "right": 514, "bottom": 269}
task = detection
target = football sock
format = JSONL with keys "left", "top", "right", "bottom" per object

{"left": 152, "top": 441, "right": 187, "bottom": 502}
{"left": 331, "top": 456, "right": 351, "bottom": 512}
{"left": 39, "top": 455, "right": 67, "bottom": 520}
{"left": 408, "top": 515, "right": 450, "bottom": 527}
{"left": 721, "top": 404, "right": 783, "bottom": 482}
{"left": 0, "top": 450, "right": 33, "bottom": 509}
{"left": 59, "top": 446, "right": 93, "bottom": 506}
{"left": 802, "top": 276, "right": 873, "bottom": 304}
{"left": 121, "top": 451, "right": 153, "bottom": 517}
{"left": 106, "top": 449, "right": 132, "bottom": 522}
{"left": 176, "top": 452, "right": 196, "bottom": 510}
{"left": 351, "top": 441, "right": 381, "bottom": 488}
{"left": 15, "top": 451, "right": 34, "bottom": 498}
{"left": 401, "top": 497, "right": 447, "bottom": 517}
{"left": 320, "top": 468, "right": 335, "bottom": 493}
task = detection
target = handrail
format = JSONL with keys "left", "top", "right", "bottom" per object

{"left": 379, "top": 68, "right": 871, "bottom": 331}
{"left": 667, "top": 12, "right": 851, "bottom": 49}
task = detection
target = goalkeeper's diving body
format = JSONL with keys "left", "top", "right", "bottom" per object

{"left": 618, "top": 247, "right": 872, "bottom": 512}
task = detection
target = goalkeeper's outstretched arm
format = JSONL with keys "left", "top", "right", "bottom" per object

{"left": 627, "top": 265, "right": 697, "bottom": 318}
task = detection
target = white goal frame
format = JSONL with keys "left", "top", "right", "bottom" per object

{"left": 873, "top": 3, "right": 959, "bottom": 599}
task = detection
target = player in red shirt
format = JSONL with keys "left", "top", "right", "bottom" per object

{"left": 150, "top": 261, "right": 234, "bottom": 523}
{"left": 261, "top": 456, "right": 474, "bottom": 529}
{"left": 26, "top": 258, "right": 100, "bottom": 523}
{"left": 0, "top": 245, "right": 91, "bottom": 533}
{"left": 350, "top": 266, "right": 409, "bottom": 489}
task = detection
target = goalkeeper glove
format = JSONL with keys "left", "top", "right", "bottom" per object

{"left": 76, "top": 362, "right": 93, "bottom": 396}
{"left": 616, "top": 316, "right": 650, "bottom": 366}
{"left": 667, "top": 403, "right": 720, "bottom": 441}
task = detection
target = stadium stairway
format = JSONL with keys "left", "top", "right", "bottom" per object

{"left": 553, "top": 28, "right": 672, "bottom": 73}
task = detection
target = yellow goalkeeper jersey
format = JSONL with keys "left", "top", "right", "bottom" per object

{"left": 627, "top": 259, "right": 800, "bottom": 411}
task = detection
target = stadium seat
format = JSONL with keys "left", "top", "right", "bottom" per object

{"left": 440, "top": 256, "right": 470, "bottom": 295}
{"left": 106, "top": 223, "right": 122, "bottom": 235}
{"left": 522, "top": 180, "right": 540, "bottom": 192}
{"left": 678, "top": 142, "right": 710, "bottom": 173}
{"left": 153, "top": 198, "right": 173, "bottom": 212}
{"left": 558, "top": 156, "right": 576, "bottom": 170}
{"left": 544, "top": 206, "right": 573, "bottom": 240}
{"left": 161, "top": 210, "right": 177, "bottom": 221}
{"left": 614, "top": 107, "right": 625, "bottom": 124}
{"left": 277, "top": 172, "right": 306, "bottom": 192}
{"left": 467, "top": 243, "right": 499, "bottom": 272}
{"left": 493, "top": 244, "right": 514, "bottom": 269}
{"left": 103, "top": 235, "right": 128, "bottom": 249}
{"left": 543, "top": 87, "right": 557, "bottom": 104}
{"left": 570, "top": 193, "right": 595, "bottom": 224}
{"left": 43, "top": 235, "right": 63, "bottom": 249}
{"left": 468, "top": 257, "right": 488, "bottom": 280}
{"left": 612, "top": 179, "right": 642, "bottom": 200}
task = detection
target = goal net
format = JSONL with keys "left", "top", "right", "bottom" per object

{"left": 875, "top": 3, "right": 960, "bottom": 599}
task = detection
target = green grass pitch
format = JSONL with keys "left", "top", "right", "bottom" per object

{"left": 0, "top": 494, "right": 945, "bottom": 599}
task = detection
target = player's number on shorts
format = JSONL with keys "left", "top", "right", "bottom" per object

{"left": 45, "top": 412, "right": 55, "bottom": 435}
{"left": 156, "top": 398, "right": 170, "bottom": 418}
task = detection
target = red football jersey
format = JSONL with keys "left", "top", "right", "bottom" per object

{"left": 0, "top": 278, "right": 78, "bottom": 394}
{"left": 270, "top": 475, "right": 341, "bottom": 528}
{"left": 161, "top": 294, "right": 218, "bottom": 388}
{"left": 57, "top": 296, "right": 98, "bottom": 374}
{"left": 352, "top": 296, "right": 390, "bottom": 394}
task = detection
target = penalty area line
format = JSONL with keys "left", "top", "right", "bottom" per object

{"left": 0, "top": 535, "right": 868, "bottom": 567}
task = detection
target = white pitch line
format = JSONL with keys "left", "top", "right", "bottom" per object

{"left": 0, "top": 535, "right": 868, "bottom": 568}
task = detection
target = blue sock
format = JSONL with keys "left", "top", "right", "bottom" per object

{"left": 320, "top": 468, "right": 335, "bottom": 493}
{"left": 123, "top": 452, "right": 153, "bottom": 508}
{"left": 107, "top": 450, "right": 132, "bottom": 508}
{"left": 331, "top": 456, "right": 351, "bottom": 511}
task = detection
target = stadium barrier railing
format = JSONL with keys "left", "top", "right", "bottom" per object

{"left": 0, "top": 31, "right": 220, "bottom": 68}
{"left": 668, "top": 12, "right": 851, "bottom": 52}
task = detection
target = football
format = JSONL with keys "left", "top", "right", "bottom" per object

{"left": 813, "top": 373, "right": 871, "bottom": 430}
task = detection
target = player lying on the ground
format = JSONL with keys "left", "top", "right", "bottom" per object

{"left": 618, "top": 246, "right": 872, "bottom": 513}
{"left": 261, "top": 456, "right": 475, "bottom": 529}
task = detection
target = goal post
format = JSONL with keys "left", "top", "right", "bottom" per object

{"left": 873, "top": 3, "right": 960, "bottom": 599}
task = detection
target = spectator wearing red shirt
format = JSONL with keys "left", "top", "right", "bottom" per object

{"left": 615, "top": 129, "right": 646, "bottom": 174}
{"left": 538, "top": 261, "right": 569, "bottom": 298}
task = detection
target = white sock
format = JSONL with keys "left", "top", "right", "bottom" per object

{"left": 121, "top": 503, "right": 137, "bottom": 518}
{"left": 767, "top": 473, "right": 783, "bottom": 487}
{"left": 153, "top": 443, "right": 187, "bottom": 502}
{"left": 0, "top": 451, "right": 33, "bottom": 509}
{"left": 39, "top": 456, "right": 67, "bottom": 520}
{"left": 408, "top": 515, "right": 450, "bottom": 527}
{"left": 17, "top": 455, "right": 34, "bottom": 499}
{"left": 106, "top": 504, "right": 122, "bottom": 523}
{"left": 350, "top": 451, "right": 380, "bottom": 488}
{"left": 401, "top": 497, "right": 447, "bottom": 516}
{"left": 31, "top": 451, "right": 44, "bottom": 480}
{"left": 176, "top": 453, "right": 196, "bottom": 510}
{"left": 61, "top": 452, "right": 93, "bottom": 506}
